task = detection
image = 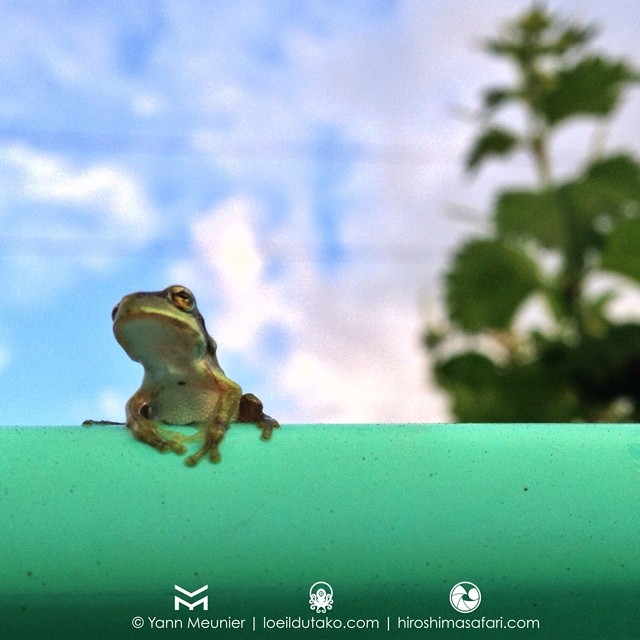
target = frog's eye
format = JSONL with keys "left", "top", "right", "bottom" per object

{"left": 169, "top": 286, "right": 195, "bottom": 313}
{"left": 111, "top": 303, "right": 120, "bottom": 321}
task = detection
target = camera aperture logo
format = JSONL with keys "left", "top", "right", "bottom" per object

{"left": 450, "top": 582, "right": 481, "bottom": 613}
{"left": 309, "top": 581, "right": 333, "bottom": 613}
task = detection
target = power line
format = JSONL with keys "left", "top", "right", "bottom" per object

{"left": 0, "top": 235, "right": 448, "bottom": 263}
{"left": 0, "top": 127, "right": 439, "bottom": 166}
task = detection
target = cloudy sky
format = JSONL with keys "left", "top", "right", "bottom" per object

{"left": 0, "top": 0, "right": 638, "bottom": 426}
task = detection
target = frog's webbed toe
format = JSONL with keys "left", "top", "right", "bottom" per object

{"left": 166, "top": 438, "right": 187, "bottom": 455}
{"left": 185, "top": 419, "right": 227, "bottom": 467}
{"left": 185, "top": 446, "right": 221, "bottom": 467}
{"left": 128, "top": 420, "right": 186, "bottom": 455}
{"left": 144, "top": 430, "right": 185, "bottom": 455}
{"left": 257, "top": 415, "right": 279, "bottom": 440}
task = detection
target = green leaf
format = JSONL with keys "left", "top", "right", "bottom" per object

{"left": 517, "top": 6, "right": 553, "bottom": 36}
{"left": 435, "top": 351, "right": 497, "bottom": 389}
{"left": 545, "top": 24, "right": 596, "bottom": 55}
{"left": 540, "top": 56, "right": 639, "bottom": 125}
{"left": 540, "top": 325, "right": 640, "bottom": 411}
{"left": 496, "top": 156, "right": 640, "bottom": 254}
{"left": 434, "top": 352, "right": 503, "bottom": 421}
{"left": 485, "top": 7, "right": 596, "bottom": 64}
{"left": 495, "top": 189, "right": 566, "bottom": 250}
{"left": 466, "top": 127, "right": 519, "bottom": 172}
{"left": 483, "top": 87, "right": 518, "bottom": 110}
{"left": 423, "top": 328, "right": 444, "bottom": 351}
{"left": 583, "top": 154, "right": 640, "bottom": 204}
{"left": 600, "top": 217, "right": 640, "bottom": 283}
{"left": 560, "top": 154, "right": 640, "bottom": 249}
{"left": 446, "top": 239, "right": 541, "bottom": 332}
{"left": 434, "top": 350, "right": 578, "bottom": 422}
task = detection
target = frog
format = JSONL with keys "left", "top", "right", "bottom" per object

{"left": 88, "top": 285, "right": 279, "bottom": 466}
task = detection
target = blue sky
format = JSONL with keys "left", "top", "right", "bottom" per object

{"left": 0, "top": 0, "right": 639, "bottom": 426}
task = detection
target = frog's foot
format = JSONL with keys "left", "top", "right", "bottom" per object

{"left": 238, "top": 393, "right": 280, "bottom": 440}
{"left": 257, "top": 415, "right": 279, "bottom": 440}
{"left": 185, "top": 419, "right": 227, "bottom": 467}
{"left": 128, "top": 421, "right": 187, "bottom": 455}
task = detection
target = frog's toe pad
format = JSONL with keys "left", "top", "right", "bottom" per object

{"left": 208, "top": 448, "right": 222, "bottom": 463}
{"left": 171, "top": 442, "right": 187, "bottom": 455}
{"left": 258, "top": 417, "right": 280, "bottom": 440}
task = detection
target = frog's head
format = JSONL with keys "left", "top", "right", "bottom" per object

{"left": 112, "top": 285, "right": 217, "bottom": 370}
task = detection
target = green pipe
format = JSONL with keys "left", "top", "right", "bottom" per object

{"left": 1, "top": 424, "right": 639, "bottom": 638}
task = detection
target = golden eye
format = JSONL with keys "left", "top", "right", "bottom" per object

{"left": 168, "top": 285, "right": 195, "bottom": 312}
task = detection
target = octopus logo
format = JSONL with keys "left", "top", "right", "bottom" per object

{"left": 309, "top": 581, "right": 334, "bottom": 613}
{"left": 449, "top": 581, "right": 481, "bottom": 613}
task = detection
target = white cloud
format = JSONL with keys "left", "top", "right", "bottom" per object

{"left": 276, "top": 276, "right": 449, "bottom": 423}
{"left": 194, "top": 198, "right": 264, "bottom": 294}
{"left": 1, "top": 145, "right": 156, "bottom": 241}
{"left": 0, "top": 145, "right": 158, "bottom": 299}
{"left": 174, "top": 194, "right": 448, "bottom": 423}
{"left": 185, "top": 197, "right": 297, "bottom": 352}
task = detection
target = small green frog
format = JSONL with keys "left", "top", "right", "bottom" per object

{"left": 95, "top": 285, "right": 279, "bottom": 466}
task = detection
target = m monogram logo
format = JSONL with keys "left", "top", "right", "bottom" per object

{"left": 174, "top": 584, "right": 209, "bottom": 611}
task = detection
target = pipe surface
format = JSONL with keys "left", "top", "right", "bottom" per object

{"left": 1, "top": 423, "right": 639, "bottom": 638}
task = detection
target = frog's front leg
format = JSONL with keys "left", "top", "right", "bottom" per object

{"left": 126, "top": 392, "right": 186, "bottom": 455}
{"left": 185, "top": 379, "right": 242, "bottom": 467}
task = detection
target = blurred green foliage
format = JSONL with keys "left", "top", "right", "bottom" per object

{"left": 426, "top": 5, "right": 640, "bottom": 422}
